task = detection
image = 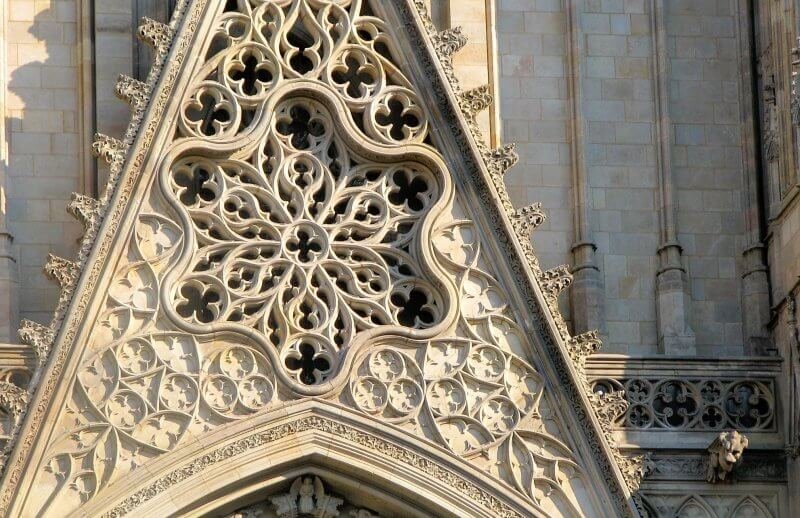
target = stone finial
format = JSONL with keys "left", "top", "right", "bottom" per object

{"left": 459, "top": 85, "right": 493, "bottom": 118}
{"left": 18, "top": 320, "right": 55, "bottom": 368}
{"left": 431, "top": 27, "right": 468, "bottom": 58}
{"left": 44, "top": 254, "right": 79, "bottom": 289}
{"left": 115, "top": 74, "right": 149, "bottom": 109}
{"left": 67, "top": 193, "right": 103, "bottom": 232}
{"left": 483, "top": 144, "right": 519, "bottom": 177}
{"left": 511, "top": 203, "right": 546, "bottom": 237}
{"left": 137, "top": 17, "right": 175, "bottom": 55}
{"left": 707, "top": 430, "right": 748, "bottom": 483}
{"left": 540, "top": 265, "right": 573, "bottom": 298}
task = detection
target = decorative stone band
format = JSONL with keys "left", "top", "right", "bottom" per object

{"left": 590, "top": 376, "right": 776, "bottom": 432}
{"left": 792, "top": 38, "right": 800, "bottom": 126}
{"left": 645, "top": 452, "right": 787, "bottom": 482}
{"left": 640, "top": 491, "right": 780, "bottom": 518}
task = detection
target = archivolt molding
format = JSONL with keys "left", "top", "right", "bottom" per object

{"left": 79, "top": 402, "right": 534, "bottom": 518}
{"left": 0, "top": 0, "right": 635, "bottom": 516}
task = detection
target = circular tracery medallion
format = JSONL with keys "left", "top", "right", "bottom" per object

{"left": 165, "top": 95, "right": 448, "bottom": 387}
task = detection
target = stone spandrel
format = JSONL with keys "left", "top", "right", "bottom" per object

{"left": 0, "top": 1, "right": 635, "bottom": 516}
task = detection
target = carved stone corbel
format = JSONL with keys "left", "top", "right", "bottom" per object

{"left": 566, "top": 331, "right": 602, "bottom": 387}
{"left": 431, "top": 27, "right": 468, "bottom": 59}
{"left": 483, "top": 144, "right": 519, "bottom": 178}
{"left": 429, "top": 26, "right": 467, "bottom": 91}
{"left": 17, "top": 320, "right": 55, "bottom": 368}
{"left": 458, "top": 85, "right": 493, "bottom": 119}
{"left": 458, "top": 85, "right": 493, "bottom": 146}
{"left": 511, "top": 203, "right": 546, "bottom": 237}
{"left": 0, "top": 382, "right": 28, "bottom": 425}
{"left": 92, "top": 133, "right": 126, "bottom": 172}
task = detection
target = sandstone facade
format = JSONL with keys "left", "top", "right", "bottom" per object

{"left": 0, "top": 1, "right": 796, "bottom": 517}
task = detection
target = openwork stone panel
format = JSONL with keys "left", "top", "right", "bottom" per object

{"left": 590, "top": 377, "right": 776, "bottom": 432}
{"left": 341, "top": 215, "right": 596, "bottom": 516}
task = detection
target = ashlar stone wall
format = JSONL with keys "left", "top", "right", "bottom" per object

{"left": 3, "top": 0, "right": 84, "bottom": 330}
{"left": 498, "top": 0, "right": 752, "bottom": 355}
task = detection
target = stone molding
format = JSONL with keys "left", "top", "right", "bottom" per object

{"left": 80, "top": 402, "right": 534, "bottom": 518}
{"left": 646, "top": 452, "right": 786, "bottom": 482}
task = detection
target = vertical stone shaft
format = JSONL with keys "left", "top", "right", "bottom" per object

{"left": 0, "top": 1, "right": 19, "bottom": 342}
{"left": 566, "top": 0, "right": 605, "bottom": 336}
{"left": 651, "top": 0, "right": 695, "bottom": 355}
{"left": 737, "top": 0, "right": 772, "bottom": 355}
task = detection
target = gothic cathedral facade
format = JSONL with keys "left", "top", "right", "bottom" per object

{"left": 0, "top": 1, "right": 798, "bottom": 517}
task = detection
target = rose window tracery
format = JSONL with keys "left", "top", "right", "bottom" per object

{"left": 166, "top": 94, "right": 445, "bottom": 386}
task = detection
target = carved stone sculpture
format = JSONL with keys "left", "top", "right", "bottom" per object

{"left": 224, "top": 474, "right": 381, "bottom": 518}
{"left": 270, "top": 476, "right": 343, "bottom": 518}
{"left": 707, "top": 430, "right": 749, "bottom": 483}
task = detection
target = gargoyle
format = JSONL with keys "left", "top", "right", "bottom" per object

{"left": 707, "top": 430, "right": 748, "bottom": 483}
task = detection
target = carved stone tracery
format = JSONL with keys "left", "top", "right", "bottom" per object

{"left": 590, "top": 377, "right": 775, "bottom": 432}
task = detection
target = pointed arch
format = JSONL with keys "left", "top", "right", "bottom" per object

{"left": 730, "top": 495, "right": 773, "bottom": 518}
{"left": 72, "top": 400, "right": 540, "bottom": 517}
{"left": 674, "top": 495, "right": 717, "bottom": 518}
